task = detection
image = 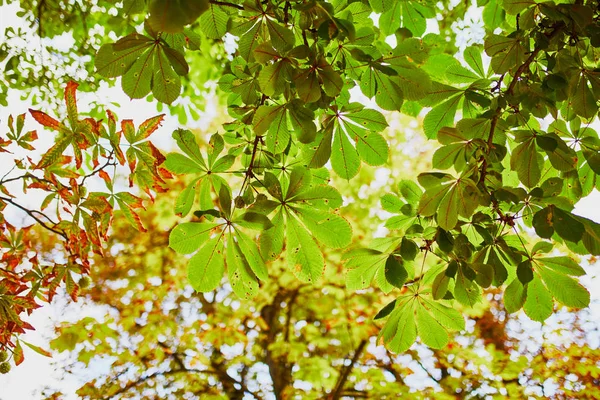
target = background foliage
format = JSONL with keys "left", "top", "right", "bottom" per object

{"left": 1, "top": 0, "right": 600, "bottom": 398}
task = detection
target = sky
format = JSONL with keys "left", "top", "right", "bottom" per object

{"left": 1, "top": 2, "right": 600, "bottom": 399}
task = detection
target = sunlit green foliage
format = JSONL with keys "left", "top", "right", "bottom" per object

{"left": 1, "top": 1, "right": 600, "bottom": 393}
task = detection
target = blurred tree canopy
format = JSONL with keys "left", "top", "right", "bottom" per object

{"left": 0, "top": 0, "right": 600, "bottom": 398}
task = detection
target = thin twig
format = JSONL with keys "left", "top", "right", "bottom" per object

{"left": 0, "top": 196, "right": 66, "bottom": 239}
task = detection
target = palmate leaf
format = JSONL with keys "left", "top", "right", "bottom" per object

{"left": 379, "top": 292, "right": 464, "bottom": 353}
{"left": 307, "top": 106, "right": 389, "bottom": 179}
{"left": 377, "top": 0, "right": 431, "bottom": 37}
{"left": 95, "top": 32, "right": 190, "bottom": 104}
{"left": 253, "top": 168, "right": 351, "bottom": 281}
{"left": 170, "top": 211, "right": 269, "bottom": 295}
{"left": 417, "top": 174, "right": 480, "bottom": 231}
{"left": 164, "top": 131, "right": 234, "bottom": 217}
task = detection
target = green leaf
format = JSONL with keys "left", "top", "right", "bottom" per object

{"left": 164, "top": 153, "right": 205, "bottom": 174}
{"left": 437, "top": 184, "right": 460, "bottom": 231}
{"left": 432, "top": 271, "right": 450, "bottom": 300}
{"left": 423, "top": 95, "right": 461, "bottom": 140}
{"left": 199, "top": 4, "right": 229, "bottom": 39}
{"left": 344, "top": 108, "right": 388, "bottom": 132}
{"left": 172, "top": 129, "right": 206, "bottom": 167}
{"left": 399, "top": 180, "right": 422, "bottom": 203}
{"left": 400, "top": 237, "right": 419, "bottom": 260}
{"left": 510, "top": 139, "right": 543, "bottom": 188}
{"left": 538, "top": 267, "right": 590, "bottom": 308}
{"left": 355, "top": 132, "right": 389, "bottom": 166}
{"left": 345, "top": 248, "right": 388, "bottom": 291}
{"left": 259, "top": 210, "right": 285, "bottom": 260}
{"left": 416, "top": 304, "right": 448, "bottom": 349}
{"left": 227, "top": 234, "right": 259, "bottom": 299}
{"left": 523, "top": 275, "right": 553, "bottom": 322}
{"left": 95, "top": 34, "right": 152, "bottom": 78}
{"left": 483, "top": 0, "right": 505, "bottom": 31}
{"left": 463, "top": 46, "right": 486, "bottom": 78}
{"left": 553, "top": 207, "right": 585, "bottom": 243}
{"left": 331, "top": 126, "right": 360, "bottom": 179}
{"left": 287, "top": 215, "right": 324, "bottom": 283}
{"left": 121, "top": 48, "right": 154, "bottom": 99}
{"left": 517, "top": 260, "right": 534, "bottom": 284}
{"left": 266, "top": 20, "right": 295, "bottom": 53}
{"left": 374, "top": 73, "right": 404, "bottom": 111}
{"left": 504, "top": 278, "right": 526, "bottom": 313}
{"left": 381, "top": 300, "right": 417, "bottom": 353}
{"left": 175, "top": 178, "right": 200, "bottom": 217}
{"left": 296, "top": 208, "right": 352, "bottom": 249}
{"left": 422, "top": 299, "right": 465, "bottom": 331}
{"left": 188, "top": 235, "right": 225, "bottom": 292}
{"left": 484, "top": 35, "right": 527, "bottom": 75}
{"left": 418, "top": 183, "right": 452, "bottom": 217}
{"left": 169, "top": 222, "right": 219, "bottom": 254}
{"left": 234, "top": 229, "right": 268, "bottom": 281}
{"left": 152, "top": 49, "right": 181, "bottom": 104}
{"left": 266, "top": 107, "right": 290, "bottom": 154}
{"left": 384, "top": 256, "right": 408, "bottom": 288}
{"left": 572, "top": 76, "right": 598, "bottom": 119}
{"left": 537, "top": 257, "right": 585, "bottom": 276}
{"left": 148, "top": 0, "right": 210, "bottom": 33}
{"left": 253, "top": 105, "right": 284, "bottom": 136}
{"left": 454, "top": 269, "right": 481, "bottom": 307}
{"left": 381, "top": 194, "right": 404, "bottom": 213}
{"left": 374, "top": 299, "right": 397, "bottom": 320}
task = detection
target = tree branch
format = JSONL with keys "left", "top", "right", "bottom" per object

{"left": 0, "top": 196, "right": 66, "bottom": 239}
{"left": 330, "top": 339, "right": 367, "bottom": 400}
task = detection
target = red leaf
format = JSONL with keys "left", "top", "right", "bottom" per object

{"left": 29, "top": 109, "right": 62, "bottom": 130}
{"left": 148, "top": 142, "right": 166, "bottom": 166}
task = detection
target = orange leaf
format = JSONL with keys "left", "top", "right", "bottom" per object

{"left": 29, "top": 109, "right": 62, "bottom": 130}
{"left": 136, "top": 114, "right": 165, "bottom": 141}
{"left": 14, "top": 340, "right": 24, "bottom": 366}
{"left": 98, "top": 170, "right": 111, "bottom": 186}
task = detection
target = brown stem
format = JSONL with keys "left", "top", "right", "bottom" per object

{"left": 81, "top": 150, "right": 116, "bottom": 185}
